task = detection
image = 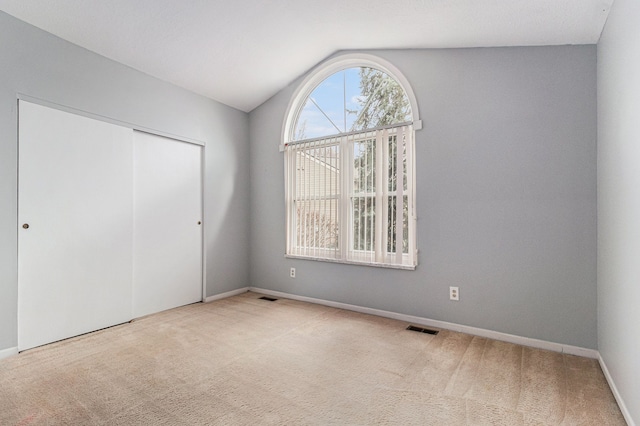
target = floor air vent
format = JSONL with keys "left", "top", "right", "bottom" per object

{"left": 406, "top": 325, "right": 439, "bottom": 335}
{"left": 259, "top": 296, "right": 278, "bottom": 302}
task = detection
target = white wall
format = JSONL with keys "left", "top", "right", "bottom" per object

{"left": 250, "top": 46, "right": 598, "bottom": 349}
{"left": 597, "top": 0, "right": 640, "bottom": 423}
{"left": 0, "top": 11, "right": 250, "bottom": 353}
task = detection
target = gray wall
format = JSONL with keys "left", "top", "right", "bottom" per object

{"left": 0, "top": 11, "right": 250, "bottom": 352}
{"left": 250, "top": 46, "right": 597, "bottom": 349}
{"left": 598, "top": 0, "right": 640, "bottom": 422}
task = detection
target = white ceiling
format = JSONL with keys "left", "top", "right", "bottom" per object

{"left": 0, "top": 0, "right": 613, "bottom": 112}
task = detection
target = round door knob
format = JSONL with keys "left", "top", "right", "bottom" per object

{"left": 22, "top": 223, "right": 29, "bottom": 229}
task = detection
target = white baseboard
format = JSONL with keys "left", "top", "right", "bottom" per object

{"left": 204, "top": 287, "right": 250, "bottom": 303}
{"left": 248, "top": 286, "right": 599, "bottom": 359}
{"left": 599, "top": 355, "right": 636, "bottom": 426}
{"left": 0, "top": 346, "right": 18, "bottom": 361}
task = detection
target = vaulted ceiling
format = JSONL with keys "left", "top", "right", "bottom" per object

{"left": 0, "top": 0, "right": 613, "bottom": 112}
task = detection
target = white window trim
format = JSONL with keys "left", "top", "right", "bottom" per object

{"left": 282, "top": 54, "right": 419, "bottom": 270}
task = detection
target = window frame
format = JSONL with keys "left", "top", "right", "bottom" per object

{"left": 282, "top": 54, "right": 420, "bottom": 270}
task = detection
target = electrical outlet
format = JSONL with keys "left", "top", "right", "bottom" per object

{"left": 290, "top": 267, "right": 296, "bottom": 278}
{"left": 449, "top": 286, "right": 459, "bottom": 301}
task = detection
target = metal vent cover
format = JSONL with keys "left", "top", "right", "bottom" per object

{"left": 406, "top": 325, "right": 439, "bottom": 335}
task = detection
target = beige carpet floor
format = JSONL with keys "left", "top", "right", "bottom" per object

{"left": 0, "top": 291, "right": 626, "bottom": 425}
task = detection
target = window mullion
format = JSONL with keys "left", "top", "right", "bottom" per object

{"left": 395, "top": 128, "right": 404, "bottom": 265}
{"left": 323, "top": 144, "right": 327, "bottom": 257}
{"left": 375, "top": 129, "right": 386, "bottom": 263}
{"left": 313, "top": 143, "right": 318, "bottom": 258}
{"left": 340, "top": 135, "right": 350, "bottom": 261}
{"left": 303, "top": 142, "right": 310, "bottom": 257}
{"left": 364, "top": 137, "right": 369, "bottom": 262}
{"left": 333, "top": 144, "right": 339, "bottom": 259}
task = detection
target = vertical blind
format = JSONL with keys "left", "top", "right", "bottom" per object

{"left": 285, "top": 123, "right": 416, "bottom": 268}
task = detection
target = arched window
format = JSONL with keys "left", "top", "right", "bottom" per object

{"left": 283, "top": 54, "right": 419, "bottom": 269}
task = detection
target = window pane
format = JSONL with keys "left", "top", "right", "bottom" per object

{"left": 296, "top": 200, "right": 338, "bottom": 249}
{"left": 351, "top": 68, "right": 412, "bottom": 132}
{"left": 352, "top": 196, "right": 375, "bottom": 251}
{"left": 353, "top": 138, "right": 376, "bottom": 194}
{"left": 387, "top": 133, "right": 408, "bottom": 193}
{"left": 403, "top": 194, "right": 409, "bottom": 253}
{"left": 293, "top": 67, "right": 411, "bottom": 141}
{"left": 294, "top": 141, "right": 339, "bottom": 253}
{"left": 402, "top": 135, "right": 408, "bottom": 191}
{"left": 387, "top": 196, "right": 395, "bottom": 253}
{"left": 387, "top": 195, "right": 409, "bottom": 254}
{"left": 388, "top": 134, "right": 397, "bottom": 192}
{"left": 295, "top": 145, "right": 339, "bottom": 199}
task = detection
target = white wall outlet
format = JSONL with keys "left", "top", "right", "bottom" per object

{"left": 290, "top": 267, "right": 296, "bottom": 278}
{"left": 449, "top": 286, "right": 459, "bottom": 301}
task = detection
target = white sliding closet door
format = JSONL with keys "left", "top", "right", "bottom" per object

{"left": 18, "top": 101, "right": 134, "bottom": 351}
{"left": 133, "top": 131, "right": 203, "bottom": 318}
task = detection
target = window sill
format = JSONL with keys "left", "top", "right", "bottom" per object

{"left": 284, "top": 254, "right": 416, "bottom": 270}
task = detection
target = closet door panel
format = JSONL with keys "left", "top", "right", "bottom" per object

{"left": 18, "top": 101, "right": 134, "bottom": 351}
{"left": 133, "top": 131, "right": 203, "bottom": 318}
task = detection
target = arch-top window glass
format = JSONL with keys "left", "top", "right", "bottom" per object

{"left": 284, "top": 57, "right": 417, "bottom": 269}
{"left": 293, "top": 67, "right": 412, "bottom": 141}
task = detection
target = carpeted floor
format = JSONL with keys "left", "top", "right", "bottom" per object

{"left": 0, "top": 291, "right": 626, "bottom": 425}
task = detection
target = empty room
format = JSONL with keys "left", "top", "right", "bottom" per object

{"left": 0, "top": 0, "right": 638, "bottom": 424}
